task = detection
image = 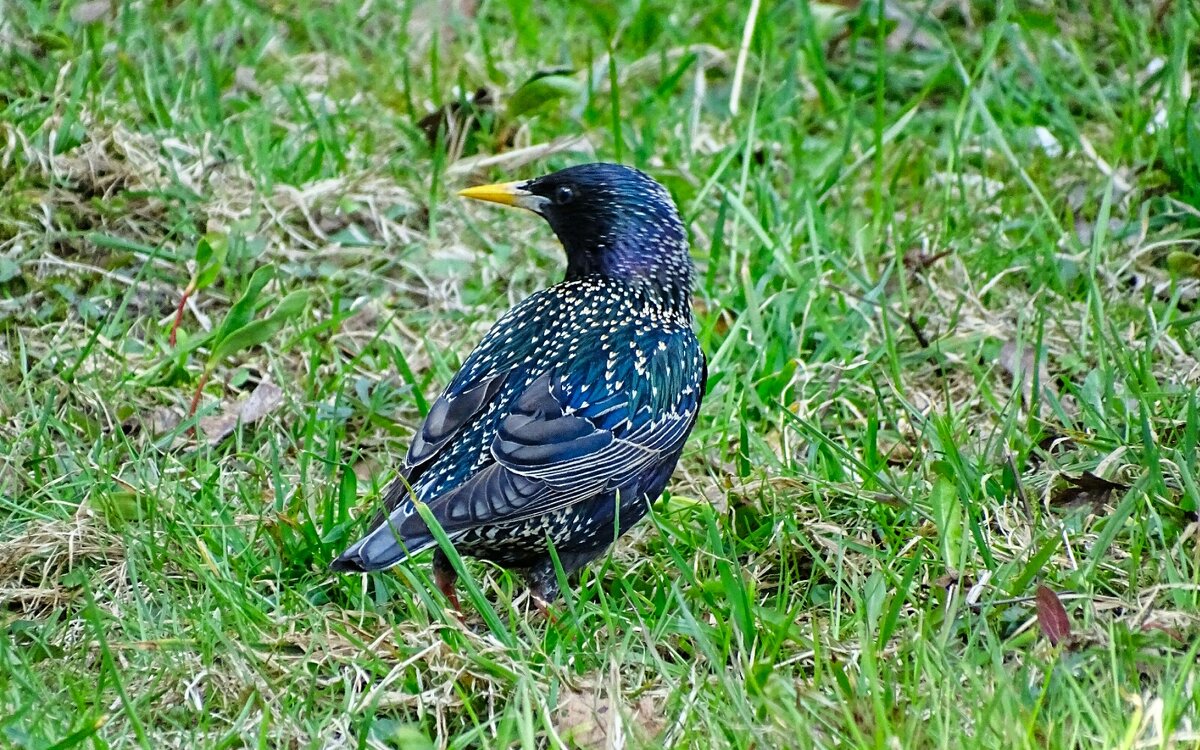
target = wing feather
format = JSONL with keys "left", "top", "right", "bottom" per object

{"left": 334, "top": 305, "right": 706, "bottom": 572}
{"left": 416, "top": 356, "right": 701, "bottom": 531}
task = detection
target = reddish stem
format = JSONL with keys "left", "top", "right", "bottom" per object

{"left": 169, "top": 283, "right": 196, "bottom": 347}
{"left": 188, "top": 369, "right": 211, "bottom": 438}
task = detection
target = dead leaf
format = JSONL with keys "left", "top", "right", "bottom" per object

{"left": 903, "top": 248, "right": 952, "bottom": 273}
{"left": 877, "top": 435, "right": 916, "bottom": 466}
{"left": 1074, "top": 216, "right": 1130, "bottom": 248}
{"left": 931, "top": 570, "right": 965, "bottom": 591}
{"left": 883, "top": 2, "right": 942, "bottom": 52}
{"left": 631, "top": 695, "right": 665, "bottom": 743}
{"left": 199, "top": 381, "right": 283, "bottom": 446}
{"left": 1035, "top": 585, "right": 1071, "bottom": 646}
{"left": 998, "top": 340, "right": 1059, "bottom": 409}
{"left": 352, "top": 457, "right": 381, "bottom": 484}
{"left": 417, "top": 87, "right": 493, "bottom": 148}
{"left": 554, "top": 687, "right": 663, "bottom": 749}
{"left": 1031, "top": 126, "right": 1062, "bottom": 157}
{"left": 122, "top": 405, "right": 185, "bottom": 437}
{"left": 234, "top": 66, "right": 263, "bottom": 96}
{"left": 71, "top": 0, "right": 111, "bottom": 24}
{"left": 1050, "top": 471, "right": 1128, "bottom": 510}
{"left": 1140, "top": 620, "right": 1186, "bottom": 642}
{"left": 869, "top": 492, "right": 908, "bottom": 508}
{"left": 556, "top": 689, "right": 611, "bottom": 750}
{"left": 692, "top": 299, "right": 733, "bottom": 336}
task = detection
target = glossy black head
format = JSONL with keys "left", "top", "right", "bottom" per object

{"left": 460, "top": 163, "right": 693, "bottom": 308}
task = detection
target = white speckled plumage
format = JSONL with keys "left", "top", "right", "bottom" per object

{"left": 332, "top": 163, "right": 706, "bottom": 605}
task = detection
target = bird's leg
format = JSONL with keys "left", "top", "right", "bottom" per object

{"left": 526, "top": 557, "right": 564, "bottom": 622}
{"left": 432, "top": 549, "right": 462, "bottom": 615}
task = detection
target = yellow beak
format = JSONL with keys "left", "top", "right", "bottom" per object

{"left": 457, "top": 181, "right": 529, "bottom": 207}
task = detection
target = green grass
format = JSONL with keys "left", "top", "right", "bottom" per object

{"left": 2, "top": 0, "right": 1200, "bottom": 747}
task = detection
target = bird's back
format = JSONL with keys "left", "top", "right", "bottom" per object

{"left": 377, "top": 275, "right": 703, "bottom": 559}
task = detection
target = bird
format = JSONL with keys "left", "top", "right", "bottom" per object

{"left": 331, "top": 162, "right": 706, "bottom": 612}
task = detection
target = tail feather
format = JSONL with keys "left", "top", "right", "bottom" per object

{"left": 330, "top": 514, "right": 437, "bottom": 572}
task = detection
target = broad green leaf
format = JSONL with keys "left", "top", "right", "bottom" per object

{"left": 506, "top": 73, "right": 582, "bottom": 119}
{"left": 195, "top": 236, "right": 214, "bottom": 269}
{"left": 193, "top": 233, "right": 228, "bottom": 289}
{"left": 863, "top": 570, "right": 886, "bottom": 631}
{"left": 213, "top": 265, "right": 274, "bottom": 344}
{"left": 1167, "top": 251, "right": 1200, "bottom": 279}
{"left": 166, "top": 324, "right": 213, "bottom": 361}
{"left": 930, "top": 474, "right": 962, "bottom": 570}
{"left": 206, "top": 290, "right": 310, "bottom": 369}
{"left": 0, "top": 257, "right": 19, "bottom": 283}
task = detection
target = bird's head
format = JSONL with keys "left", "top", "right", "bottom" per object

{"left": 459, "top": 163, "right": 693, "bottom": 306}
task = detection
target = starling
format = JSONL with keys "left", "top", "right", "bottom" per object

{"left": 331, "top": 163, "right": 706, "bottom": 610}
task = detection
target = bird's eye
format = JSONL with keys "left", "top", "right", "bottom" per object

{"left": 554, "top": 185, "right": 575, "bottom": 205}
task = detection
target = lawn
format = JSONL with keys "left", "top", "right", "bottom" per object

{"left": 2, "top": 0, "right": 1199, "bottom": 748}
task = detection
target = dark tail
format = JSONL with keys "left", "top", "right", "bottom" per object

{"left": 330, "top": 516, "right": 436, "bottom": 572}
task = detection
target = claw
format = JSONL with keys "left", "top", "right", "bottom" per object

{"left": 533, "top": 596, "right": 558, "bottom": 624}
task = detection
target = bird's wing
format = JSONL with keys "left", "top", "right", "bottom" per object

{"left": 401, "top": 330, "right": 704, "bottom": 536}
{"left": 333, "top": 289, "right": 577, "bottom": 572}
{"left": 333, "top": 355, "right": 525, "bottom": 570}
{"left": 367, "top": 369, "right": 508, "bottom": 521}
{"left": 334, "top": 317, "right": 704, "bottom": 572}
{"left": 373, "top": 290, "right": 558, "bottom": 513}
{"left": 402, "top": 292, "right": 557, "bottom": 475}
{"left": 405, "top": 372, "right": 508, "bottom": 470}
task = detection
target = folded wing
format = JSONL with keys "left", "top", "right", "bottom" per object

{"left": 333, "top": 317, "right": 704, "bottom": 572}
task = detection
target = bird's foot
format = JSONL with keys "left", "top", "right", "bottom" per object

{"left": 533, "top": 596, "right": 558, "bottom": 624}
